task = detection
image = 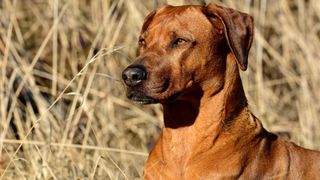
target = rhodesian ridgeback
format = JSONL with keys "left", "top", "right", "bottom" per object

{"left": 122, "top": 3, "right": 320, "bottom": 179}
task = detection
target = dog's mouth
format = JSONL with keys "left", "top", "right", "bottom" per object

{"left": 130, "top": 96, "right": 156, "bottom": 105}
{"left": 126, "top": 90, "right": 156, "bottom": 104}
{"left": 126, "top": 84, "right": 182, "bottom": 104}
{"left": 124, "top": 77, "right": 186, "bottom": 104}
{"left": 126, "top": 89, "right": 182, "bottom": 105}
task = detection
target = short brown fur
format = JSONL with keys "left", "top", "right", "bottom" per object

{"left": 122, "top": 3, "right": 320, "bottom": 179}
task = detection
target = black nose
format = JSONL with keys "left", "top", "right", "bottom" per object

{"left": 122, "top": 65, "right": 147, "bottom": 87}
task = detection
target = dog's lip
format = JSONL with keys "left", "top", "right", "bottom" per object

{"left": 128, "top": 90, "right": 182, "bottom": 104}
{"left": 129, "top": 96, "right": 156, "bottom": 104}
{"left": 125, "top": 78, "right": 182, "bottom": 103}
{"left": 127, "top": 90, "right": 157, "bottom": 104}
{"left": 127, "top": 89, "right": 180, "bottom": 104}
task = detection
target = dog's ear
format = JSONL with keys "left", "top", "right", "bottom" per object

{"left": 204, "top": 3, "right": 254, "bottom": 71}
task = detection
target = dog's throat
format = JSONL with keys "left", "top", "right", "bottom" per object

{"left": 163, "top": 100, "right": 200, "bottom": 128}
{"left": 162, "top": 85, "right": 204, "bottom": 128}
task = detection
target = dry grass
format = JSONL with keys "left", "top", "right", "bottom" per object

{"left": 0, "top": 0, "right": 319, "bottom": 179}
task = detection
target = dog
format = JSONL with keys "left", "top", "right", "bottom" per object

{"left": 122, "top": 3, "right": 320, "bottom": 179}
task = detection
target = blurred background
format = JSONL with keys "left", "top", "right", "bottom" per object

{"left": 0, "top": 0, "right": 319, "bottom": 179}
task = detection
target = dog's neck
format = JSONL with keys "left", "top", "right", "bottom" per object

{"left": 160, "top": 54, "right": 257, "bottom": 163}
{"left": 162, "top": 54, "right": 248, "bottom": 129}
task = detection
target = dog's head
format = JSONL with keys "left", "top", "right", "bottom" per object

{"left": 122, "top": 4, "right": 253, "bottom": 104}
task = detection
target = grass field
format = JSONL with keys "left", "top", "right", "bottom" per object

{"left": 0, "top": 0, "right": 320, "bottom": 179}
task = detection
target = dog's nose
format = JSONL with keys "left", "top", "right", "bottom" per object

{"left": 122, "top": 66, "right": 147, "bottom": 87}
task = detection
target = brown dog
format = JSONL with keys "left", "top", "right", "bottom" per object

{"left": 122, "top": 3, "right": 320, "bottom": 179}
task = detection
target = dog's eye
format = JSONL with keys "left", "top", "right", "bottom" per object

{"left": 139, "top": 39, "right": 146, "bottom": 47}
{"left": 173, "top": 38, "right": 187, "bottom": 46}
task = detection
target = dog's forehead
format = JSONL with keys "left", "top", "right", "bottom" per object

{"left": 142, "top": 5, "right": 210, "bottom": 37}
{"left": 157, "top": 5, "right": 202, "bottom": 15}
